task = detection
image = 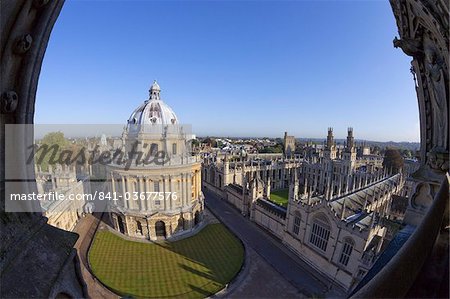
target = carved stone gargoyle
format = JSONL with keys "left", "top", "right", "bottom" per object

{"left": 393, "top": 36, "right": 424, "bottom": 58}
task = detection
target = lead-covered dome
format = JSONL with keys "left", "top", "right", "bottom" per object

{"left": 127, "top": 81, "right": 178, "bottom": 126}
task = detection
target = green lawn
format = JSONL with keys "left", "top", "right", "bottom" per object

{"left": 269, "top": 189, "right": 289, "bottom": 207}
{"left": 89, "top": 224, "right": 244, "bottom": 299}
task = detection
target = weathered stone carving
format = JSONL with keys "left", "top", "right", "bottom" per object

{"left": 427, "top": 148, "right": 449, "bottom": 173}
{"left": 393, "top": 36, "right": 423, "bottom": 58}
{"left": 410, "top": 182, "right": 433, "bottom": 210}
{"left": 1, "top": 91, "right": 18, "bottom": 113}
{"left": 390, "top": 0, "right": 449, "bottom": 184}
{"left": 33, "top": 0, "right": 50, "bottom": 8}
{"left": 14, "top": 34, "right": 33, "bottom": 54}
{"left": 423, "top": 36, "right": 448, "bottom": 151}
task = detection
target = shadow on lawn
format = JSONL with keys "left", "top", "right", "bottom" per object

{"left": 149, "top": 224, "right": 244, "bottom": 296}
{"left": 140, "top": 242, "right": 226, "bottom": 297}
{"left": 164, "top": 227, "right": 242, "bottom": 276}
{"left": 178, "top": 263, "right": 218, "bottom": 282}
{"left": 187, "top": 283, "right": 217, "bottom": 297}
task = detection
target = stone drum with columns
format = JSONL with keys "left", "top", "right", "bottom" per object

{"left": 107, "top": 81, "right": 204, "bottom": 240}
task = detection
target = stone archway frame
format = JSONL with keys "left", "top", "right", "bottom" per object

{"left": 1, "top": 1, "right": 448, "bottom": 298}
{"left": 155, "top": 220, "right": 167, "bottom": 238}
{"left": 390, "top": 0, "right": 449, "bottom": 184}
{"left": 1, "top": 1, "right": 89, "bottom": 298}
{"left": 2, "top": 1, "right": 65, "bottom": 201}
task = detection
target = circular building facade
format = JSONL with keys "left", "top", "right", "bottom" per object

{"left": 107, "top": 81, "right": 204, "bottom": 240}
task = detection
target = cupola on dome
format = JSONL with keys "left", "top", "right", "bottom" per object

{"left": 127, "top": 81, "right": 179, "bottom": 126}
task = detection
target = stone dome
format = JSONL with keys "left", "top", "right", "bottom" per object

{"left": 127, "top": 81, "right": 178, "bottom": 126}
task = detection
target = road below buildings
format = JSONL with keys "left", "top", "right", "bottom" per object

{"left": 204, "top": 189, "right": 346, "bottom": 298}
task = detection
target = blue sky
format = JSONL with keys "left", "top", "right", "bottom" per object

{"left": 36, "top": 0, "right": 419, "bottom": 142}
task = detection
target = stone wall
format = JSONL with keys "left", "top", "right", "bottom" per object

{"left": 252, "top": 201, "right": 286, "bottom": 239}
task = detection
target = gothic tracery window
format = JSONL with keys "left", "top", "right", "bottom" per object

{"left": 309, "top": 214, "right": 331, "bottom": 252}
{"left": 293, "top": 213, "right": 301, "bottom": 235}
{"left": 339, "top": 237, "right": 354, "bottom": 266}
{"left": 172, "top": 143, "right": 177, "bottom": 155}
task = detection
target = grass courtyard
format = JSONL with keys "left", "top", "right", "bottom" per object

{"left": 269, "top": 189, "right": 289, "bottom": 207}
{"left": 88, "top": 224, "right": 244, "bottom": 299}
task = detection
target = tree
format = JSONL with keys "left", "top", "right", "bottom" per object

{"left": 191, "top": 138, "right": 200, "bottom": 147}
{"left": 203, "top": 137, "right": 217, "bottom": 148}
{"left": 40, "top": 131, "right": 67, "bottom": 147}
{"left": 259, "top": 145, "right": 283, "bottom": 154}
{"left": 383, "top": 148, "right": 404, "bottom": 174}
{"left": 35, "top": 132, "right": 68, "bottom": 171}
{"left": 274, "top": 138, "right": 283, "bottom": 146}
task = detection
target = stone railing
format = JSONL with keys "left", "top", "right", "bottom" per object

{"left": 350, "top": 173, "right": 449, "bottom": 298}
{"left": 110, "top": 154, "right": 201, "bottom": 169}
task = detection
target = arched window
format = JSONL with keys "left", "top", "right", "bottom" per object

{"left": 178, "top": 216, "right": 184, "bottom": 231}
{"left": 136, "top": 221, "right": 143, "bottom": 235}
{"left": 293, "top": 212, "right": 301, "bottom": 235}
{"left": 194, "top": 210, "right": 200, "bottom": 226}
{"left": 155, "top": 221, "right": 166, "bottom": 238}
{"left": 211, "top": 168, "right": 215, "bottom": 184}
{"left": 117, "top": 215, "right": 125, "bottom": 234}
{"left": 309, "top": 214, "right": 331, "bottom": 252}
{"left": 150, "top": 143, "right": 158, "bottom": 155}
{"left": 172, "top": 143, "right": 177, "bottom": 155}
{"left": 339, "top": 237, "right": 354, "bottom": 266}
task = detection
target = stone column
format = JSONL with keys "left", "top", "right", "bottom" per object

{"left": 187, "top": 173, "right": 192, "bottom": 203}
{"left": 128, "top": 178, "right": 135, "bottom": 210}
{"left": 197, "top": 171, "right": 201, "bottom": 198}
{"left": 121, "top": 176, "right": 128, "bottom": 209}
{"left": 169, "top": 175, "right": 173, "bottom": 211}
{"left": 111, "top": 172, "right": 116, "bottom": 194}
{"left": 143, "top": 178, "right": 148, "bottom": 211}
{"left": 192, "top": 171, "right": 196, "bottom": 199}
{"left": 162, "top": 176, "right": 167, "bottom": 211}
{"left": 181, "top": 174, "right": 186, "bottom": 206}
{"left": 138, "top": 177, "right": 144, "bottom": 211}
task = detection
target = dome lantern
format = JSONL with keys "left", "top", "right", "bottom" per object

{"left": 149, "top": 80, "right": 161, "bottom": 101}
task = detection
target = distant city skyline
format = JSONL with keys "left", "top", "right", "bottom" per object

{"left": 36, "top": 1, "right": 419, "bottom": 142}
{"left": 33, "top": 124, "right": 420, "bottom": 147}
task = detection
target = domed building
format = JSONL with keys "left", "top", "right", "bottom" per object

{"left": 107, "top": 81, "right": 204, "bottom": 240}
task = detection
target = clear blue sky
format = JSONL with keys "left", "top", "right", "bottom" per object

{"left": 36, "top": 0, "right": 419, "bottom": 142}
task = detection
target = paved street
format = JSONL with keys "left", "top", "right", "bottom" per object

{"left": 221, "top": 246, "right": 303, "bottom": 298}
{"left": 204, "top": 189, "right": 346, "bottom": 298}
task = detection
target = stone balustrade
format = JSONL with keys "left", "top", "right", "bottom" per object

{"left": 350, "top": 174, "right": 449, "bottom": 298}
